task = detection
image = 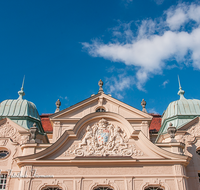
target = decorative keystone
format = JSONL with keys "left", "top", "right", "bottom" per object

{"left": 141, "top": 99, "right": 147, "bottom": 113}
{"left": 98, "top": 79, "right": 104, "bottom": 93}
{"left": 28, "top": 123, "right": 39, "bottom": 143}
{"left": 55, "top": 99, "right": 61, "bottom": 113}
{"left": 167, "top": 123, "right": 177, "bottom": 142}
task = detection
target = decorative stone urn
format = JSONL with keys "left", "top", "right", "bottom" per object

{"left": 167, "top": 123, "right": 177, "bottom": 143}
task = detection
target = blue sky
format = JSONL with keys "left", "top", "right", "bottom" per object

{"left": 0, "top": 0, "right": 200, "bottom": 115}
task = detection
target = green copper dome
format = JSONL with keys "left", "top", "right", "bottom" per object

{"left": 158, "top": 77, "right": 200, "bottom": 135}
{"left": 0, "top": 99, "right": 40, "bottom": 120}
{"left": 0, "top": 79, "right": 44, "bottom": 133}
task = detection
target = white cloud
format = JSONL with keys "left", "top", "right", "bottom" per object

{"left": 59, "top": 96, "right": 68, "bottom": 100}
{"left": 162, "top": 80, "right": 169, "bottom": 88}
{"left": 166, "top": 5, "right": 188, "bottom": 30}
{"left": 59, "top": 96, "right": 64, "bottom": 99}
{"left": 105, "top": 74, "right": 135, "bottom": 99}
{"left": 82, "top": 2, "right": 200, "bottom": 93}
{"left": 125, "top": 0, "right": 132, "bottom": 3}
{"left": 166, "top": 3, "right": 200, "bottom": 30}
{"left": 106, "top": 66, "right": 115, "bottom": 73}
{"left": 154, "top": 0, "right": 164, "bottom": 5}
{"left": 111, "top": 21, "right": 134, "bottom": 42}
{"left": 148, "top": 108, "right": 159, "bottom": 114}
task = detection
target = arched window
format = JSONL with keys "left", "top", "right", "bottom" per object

{"left": 94, "top": 187, "right": 113, "bottom": 190}
{"left": 96, "top": 108, "right": 106, "bottom": 112}
{"left": 42, "top": 187, "right": 62, "bottom": 190}
{"left": 144, "top": 187, "right": 164, "bottom": 190}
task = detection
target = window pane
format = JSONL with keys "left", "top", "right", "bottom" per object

{"left": 96, "top": 108, "right": 106, "bottom": 112}
{"left": 0, "top": 150, "right": 9, "bottom": 159}
{"left": 0, "top": 174, "right": 7, "bottom": 190}
{"left": 94, "top": 187, "right": 113, "bottom": 190}
{"left": 196, "top": 150, "right": 200, "bottom": 155}
{"left": 43, "top": 187, "right": 62, "bottom": 190}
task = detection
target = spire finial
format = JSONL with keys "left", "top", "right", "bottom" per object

{"left": 177, "top": 75, "right": 185, "bottom": 99}
{"left": 18, "top": 76, "right": 25, "bottom": 99}
{"left": 178, "top": 75, "right": 181, "bottom": 89}
{"left": 98, "top": 79, "right": 104, "bottom": 94}
{"left": 141, "top": 99, "right": 147, "bottom": 113}
{"left": 22, "top": 75, "right": 25, "bottom": 89}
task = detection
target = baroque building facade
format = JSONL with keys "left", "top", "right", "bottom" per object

{"left": 0, "top": 79, "right": 199, "bottom": 190}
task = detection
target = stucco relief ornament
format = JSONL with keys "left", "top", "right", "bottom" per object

{"left": 0, "top": 124, "right": 20, "bottom": 143}
{"left": 176, "top": 124, "right": 200, "bottom": 146}
{"left": 0, "top": 123, "right": 28, "bottom": 144}
{"left": 174, "top": 123, "right": 200, "bottom": 156}
{"left": 68, "top": 118, "right": 143, "bottom": 157}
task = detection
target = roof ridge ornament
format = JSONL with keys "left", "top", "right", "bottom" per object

{"left": 18, "top": 76, "right": 25, "bottom": 100}
{"left": 141, "top": 99, "right": 147, "bottom": 113}
{"left": 178, "top": 75, "right": 185, "bottom": 100}
{"left": 55, "top": 99, "right": 61, "bottom": 113}
{"left": 98, "top": 79, "right": 104, "bottom": 94}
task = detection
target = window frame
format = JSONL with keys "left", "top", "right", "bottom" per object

{"left": 0, "top": 149, "right": 10, "bottom": 160}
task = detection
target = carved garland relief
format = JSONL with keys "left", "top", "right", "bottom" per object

{"left": 66, "top": 118, "right": 143, "bottom": 157}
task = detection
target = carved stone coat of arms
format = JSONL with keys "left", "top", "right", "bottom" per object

{"left": 67, "top": 118, "right": 143, "bottom": 157}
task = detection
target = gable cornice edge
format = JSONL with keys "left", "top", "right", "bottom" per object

{"left": 50, "top": 94, "right": 101, "bottom": 119}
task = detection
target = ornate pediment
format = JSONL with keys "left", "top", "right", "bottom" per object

{"left": 66, "top": 118, "right": 143, "bottom": 157}
{"left": 50, "top": 93, "right": 152, "bottom": 120}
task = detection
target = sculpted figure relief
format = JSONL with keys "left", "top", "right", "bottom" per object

{"left": 67, "top": 118, "right": 143, "bottom": 157}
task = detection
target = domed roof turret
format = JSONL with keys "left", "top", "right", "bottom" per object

{"left": 159, "top": 77, "right": 200, "bottom": 135}
{"left": 0, "top": 78, "right": 44, "bottom": 133}
{"left": 0, "top": 99, "right": 40, "bottom": 121}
